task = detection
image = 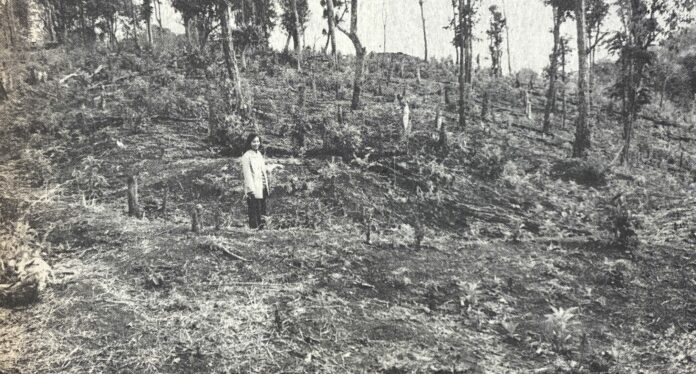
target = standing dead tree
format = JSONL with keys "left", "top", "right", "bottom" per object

{"left": 191, "top": 204, "right": 202, "bottom": 233}
{"left": 127, "top": 175, "right": 142, "bottom": 218}
{"left": 419, "top": 0, "right": 428, "bottom": 62}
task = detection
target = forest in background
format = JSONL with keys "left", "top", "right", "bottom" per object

{"left": 1, "top": 0, "right": 696, "bottom": 373}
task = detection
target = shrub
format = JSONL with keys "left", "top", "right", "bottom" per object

{"left": 322, "top": 118, "right": 364, "bottom": 160}
{"left": 469, "top": 144, "right": 508, "bottom": 181}
{"left": 18, "top": 149, "right": 53, "bottom": 187}
{"left": 0, "top": 220, "right": 52, "bottom": 307}
{"left": 603, "top": 199, "right": 640, "bottom": 250}
{"left": 70, "top": 156, "right": 109, "bottom": 200}
{"left": 551, "top": 158, "right": 607, "bottom": 187}
{"left": 209, "top": 113, "right": 247, "bottom": 156}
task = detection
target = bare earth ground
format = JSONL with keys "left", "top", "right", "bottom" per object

{"left": 1, "top": 48, "right": 696, "bottom": 373}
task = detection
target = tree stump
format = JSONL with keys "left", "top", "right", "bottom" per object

{"left": 0, "top": 78, "right": 7, "bottom": 102}
{"left": 127, "top": 175, "right": 142, "bottom": 218}
{"left": 562, "top": 94, "right": 567, "bottom": 128}
{"left": 298, "top": 84, "right": 306, "bottom": 108}
{"left": 416, "top": 65, "right": 421, "bottom": 84}
{"left": 363, "top": 207, "right": 372, "bottom": 244}
{"left": 435, "top": 107, "right": 443, "bottom": 132}
{"left": 414, "top": 216, "right": 424, "bottom": 250}
{"left": 161, "top": 188, "right": 168, "bottom": 217}
{"left": 481, "top": 91, "right": 490, "bottom": 120}
{"left": 524, "top": 90, "right": 532, "bottom": 120}
{"left": 214, "top": 208, "right": 222, "bottom": 231}
{"left": 27, "top": 67, "right": 38, "bottom": 85}
{"left": 191, "top": 205, "right": 202, "bottom": 233}
{"left": 400, "top": 62, "right": 405, "bottom": 78}
{"left": 320, "top": 118, "right": 329, "bottom": 148}
{"left": 444, "top": 85, "right": 450, "bottom": 105}
{"left": 438, "top": 121, "right": 448, "bottom": 152}
{"left": 337, "top": 105, "right": 344, "bottom": 124}
{"left": 399, "top": 95, "right": 411, "bottom": 138}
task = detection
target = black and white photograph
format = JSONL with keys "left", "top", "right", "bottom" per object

{"left": 1, "top": 0, "right": 696, "bottom": 372}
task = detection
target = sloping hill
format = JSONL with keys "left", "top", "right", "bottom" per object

{"left": 1, "top": 46, "right": 695, "bottom": 373}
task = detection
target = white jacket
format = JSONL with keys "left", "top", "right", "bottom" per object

{"left": 240, "top": 150, "right": 269, "bottom": 198}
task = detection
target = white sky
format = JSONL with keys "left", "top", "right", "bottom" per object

{"left": 161, "top": 0, "right": 621, "bottom": 73}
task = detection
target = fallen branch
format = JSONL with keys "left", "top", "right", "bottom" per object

{"left": 204, "top": 239, "right": 250, "bottom": 262}
{"left": 641, "top": 114, "right": 681, "bottom": 128}
{"left": 217, "top": 246, "right": 249, "bottom": 262}
{"left": 151, "top": 115, "right": 202, "bottom": 123}
{"left": 59, "top": 72, "right": 89, "bottom": 85}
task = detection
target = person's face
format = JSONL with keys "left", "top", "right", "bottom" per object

{"left": 251, "top": 137, "right": 260, "bottom": 151}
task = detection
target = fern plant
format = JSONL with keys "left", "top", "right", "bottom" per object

{"left": 543, "top": 306, "right": 580, "bottom": 353}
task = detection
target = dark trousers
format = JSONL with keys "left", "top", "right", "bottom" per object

{"left": 247, "top": 188, "right": 268, "bottom": 229}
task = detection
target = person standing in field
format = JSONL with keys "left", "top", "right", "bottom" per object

{"left": 241, "top": 133, "right": 269, "bottom": 229}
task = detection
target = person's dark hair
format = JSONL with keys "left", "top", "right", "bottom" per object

{"left": 245, "top": 133, "right": 261, "bottom": 151}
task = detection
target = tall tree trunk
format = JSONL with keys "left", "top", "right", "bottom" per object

{"left": 543, "top": 7, "right": 561, "bottom": 134}
{"left": 184, "top": 16, "right": 191, "bottom": 42}
{"left": 458, "top": 0, "right": 466, "bottom": 127}
{"left": 79, "top": 0, "right": 87, "bottom": 44}
{"left": 220, "top": 2, "right": 234, "bottom": 79}
{"left": 290, "top": 0, "right": 302, "bottom": 71}
{"left": 45, "top": 7, "right": 55, "bottom": 42}
{"left": 464, "top": 0, "right": 473, "bottom": 84}
{"left": 502, "top": 0, "right": 512, "bottom": 75}
{"left": 382, "top": 0, "right": 387, "bottom": 52}
{"left": 146, "top": 18, "right": 152, "bottom": 46}
{"left": 561, "top": 39, "right": 567, "bottom": 128}
{"left": 284, "top": 33, "right": 291, "bottom": 51}
{"left": 129, "top": 0, "right": 139, "bottom": 47}
{"left": 144, "top": 0, "right": 152, "bottom": 46}
{"left": 419, "top": 0, "right": 428, "bottom": 62}
{"left": 660, "top": 74, "right": 669, "bottom": 109}
{"left": 452, "top": 2, "right": 458, "bottom": 66}
{"left": 572, "top": 0, "right": 590, "bottom": 158}
{"left": 326, "top": 0, "right": 337, "bottom": 64}
{"left": 587, "top": 28, "right": 593, "bottom": 113}
{"left": 620, "top": 57, "right": 635, "bottom": 165}
{"left": 250, "top": 0, "right": 257, "bottom": 25}
{"left": 5, "top": 0, "right": 15, "bottom": 47}
{"left": 155, "top": 0, "right": 163, "bottom": 41}
{"left": 337, "top": 0, "right": 365, "bottom": 110}
{"left": 105, "top": 16, "right": 118, "bottom": 50}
